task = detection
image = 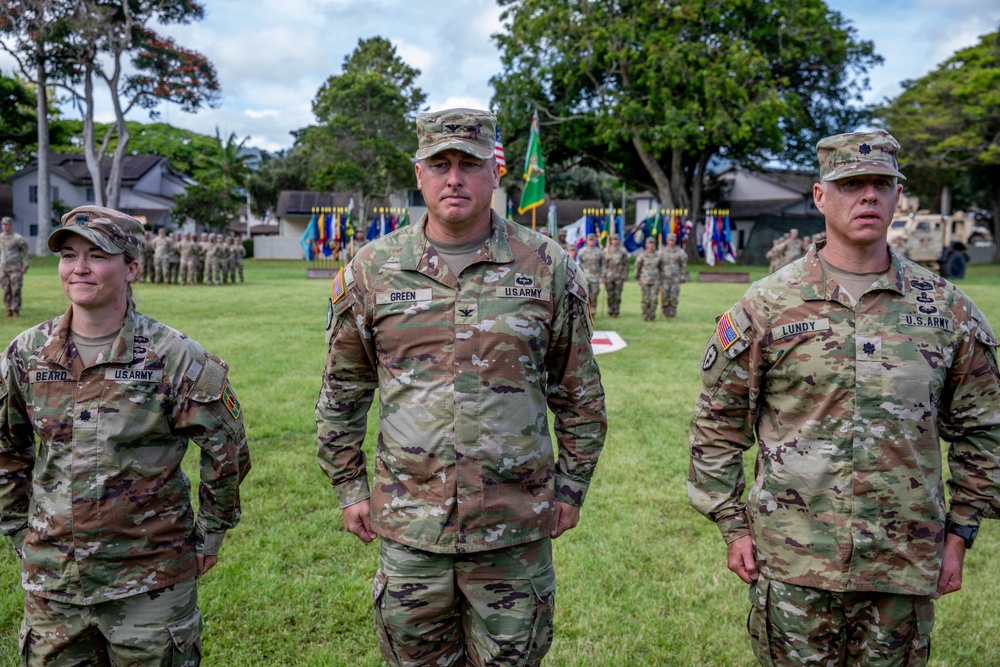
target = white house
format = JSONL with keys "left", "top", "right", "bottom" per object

{"left": 9, "top": 153, "right": 193, "bottom": 245}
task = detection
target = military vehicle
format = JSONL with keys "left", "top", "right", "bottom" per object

{"left": 887, "top": 199, "right": 993, "bottom": 279}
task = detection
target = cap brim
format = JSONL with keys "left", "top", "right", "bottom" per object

{"left": 415, "top": 138, "right": 494, "bottom": 160}
{"left": 823, "top": 164, "right": 906, "bottom": 182}
{"left": 48, "top": 227, "right": 124, "bottom": 254}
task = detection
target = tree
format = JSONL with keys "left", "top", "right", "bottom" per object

{"left": 299, "top": 36, "right": 426, "bottom": 223}
{"left": 245, "top": 148, "right": 310, "bottom": 218}
{"left": 491, "top": 0, "right": 880, "bottom": 251}
{"left": 51, "top": 0, "right": 218, "bottom": 208}
{"left": 172, "top": 128, "right": 253, "bottom": 231}
{"left": 1, "top": 0, "right": 76, "bottom": 252}
{"left": 0, "top": 70, "right": 39, "bottom": 180}
{"left": 879, "top": 31, "right": 1000, "bottom": 258}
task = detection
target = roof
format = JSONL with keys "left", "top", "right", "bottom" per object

{"left": 729, "top": 197, "right": 810, "bottom": 219}
{"left": 15, "top": 153, "right": 182, "bottom": 185}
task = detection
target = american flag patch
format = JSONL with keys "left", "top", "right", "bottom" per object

{"left": 331, "top": 267, "right": 346, "bottom": 305}
{"left": 717, "top": 310, "right": 741, "bottom": 350}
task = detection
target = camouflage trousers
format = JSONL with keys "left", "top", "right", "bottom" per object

{"left": 180, "top": 259, "right": 198, "bottom": 285}
{"left": 168, "top": 261, "right": 180, "bottom": 285}
{"left": 587, "top": 280, "right": 600, "bottom": 311}
{"left": 639, "top": 283, "right": 659, "bottom": 321}
{"left": 2, "top": 271, "right": 24, "bottom": 312}
{"left": 19, "top": 578, "right": 201, "bottom": 667}
{"left": 748, "top": 576, "right": 933, "bottom": 667}
{"left": 154, "top": 256, "right": 170, "bottom": 284}
{"left": 205, "top": 260, "right": 222, "bottom": 285}
{"left": 659, "top": 279, "right": 680, "bottom": 318}
{"left": 605, "top": 279, "right": 624, "bottom": 316}
{"left": 374, "top": 537, "right": 556, "bottom": 667}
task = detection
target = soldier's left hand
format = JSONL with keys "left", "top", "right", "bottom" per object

{"left": 197, "top": 554, "right": 219, "bottom": 579}
{"left": 551, "top": 501, "right": 581, "bottom": 539}
{"left": 934, "top": 533, "right": 966, "bottom": 598}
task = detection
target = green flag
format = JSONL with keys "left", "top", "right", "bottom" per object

{"left": 517, "top": 112, "right": 546, "bottom": 215}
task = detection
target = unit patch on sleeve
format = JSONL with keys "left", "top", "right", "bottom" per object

{"left": 331, "top": 267, "right": 347, "bottom": 305}
{"left": 222, "top": 383, "right": 241, "bottom": 420}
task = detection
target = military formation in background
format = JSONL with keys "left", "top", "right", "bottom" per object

{"left": 138, "top": 230, "right": 246, "bottom": 285}
{"left": 0, "top": 216, "right": 31, "bottom": 317}
{"left": 603, "top": 234, "right": 630, "bottom": 317}
{"left": 766, "top": 228, "right": 828, "bottom": 273}
{"left": 576, "top": 233, "right": 605, "bottom": 309}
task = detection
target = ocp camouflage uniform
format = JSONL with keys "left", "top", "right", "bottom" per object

{"left": 205, "top": 238, "right": 224, "bottom": 286}
{"left": 603, "top": 244, "right": 629, "bottom": 317}
{"left": 197, "top": 235, "right": 211, "bottom": 284}
{"left": 179, "top": 235, "right": 197, "bottom": 285}
{"left": 232, "top": 240, "right": 246, "bottom": 283}
{"left": 168, "top": 233, "right": 182, "bottom": 284}
{"left": 577, "top": 244, "right": 605, "bottom": 308}
{"left": 317, "top": 211, "right": 607, "bottom": 667}
{"left": 659, "top": 244, "right": 687, "bottom": 318}
{"left": 634, "top": 246, "right": 663, "bottom": 321}
{"left": 1, "top": 226, "right": 31, "bottom": 315}
{"left": 0, "top": 306, "right": 251, "bottom": 665}
{"left": 141, "top": 233, "right": 155, "bottom": 283}
{"left": 151, "top": 233, "right": 172, "bottom": 284}
{"left": 689, "top": 243, "right": 1000, "bottom": 665}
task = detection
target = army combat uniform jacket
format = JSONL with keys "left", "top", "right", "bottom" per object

{"left": 0, "top": 231, "right": 30, "bottom": 276}
{"left": 317, "top": 212, "right": 607, "bottom": 554}
{"left": 0, "top": 307, "right": 250, "bottom": 605}
{"left": 690, "top": 243, "right": 1000, "bottom": 596}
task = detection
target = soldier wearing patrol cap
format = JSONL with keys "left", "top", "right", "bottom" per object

{"left": 317, "top": 108, "right": 607, "bottom": 666}
{"left": 689, "top": 129, "right": 1000, "bottom": 666}
{"left": 603, "top": 233, "right": 629, "bottom": 317}
{"left": 0, "top": 205, "right": 250, "bottom": 665}
{"left": 658, "top": 232, "right": 687, "bottom": 318}
{"left": 577, "top": 232, "right": 604, "bottom": 312}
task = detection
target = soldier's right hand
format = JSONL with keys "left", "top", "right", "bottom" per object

{"left": 726, "top": 535, "right": 759, "bottom": 584}
{"left": 342, "top": 499, "right": 377, "bottom": 543}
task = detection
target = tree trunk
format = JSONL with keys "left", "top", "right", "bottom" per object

{"left": 631, "top": 131, "right": 674, "bottom": 211}
{"left": 686, "top": 152, "right": 710, "bottom": 260}
{"left": 81, "top": 68, "right": 105, "bottom": 207}
{"left": 35, "top": 54, "right": 52, "bottom": 255}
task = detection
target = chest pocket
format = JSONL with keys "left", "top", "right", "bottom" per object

{"left": 96, "top": 367, "right": 170, "bottom": 447}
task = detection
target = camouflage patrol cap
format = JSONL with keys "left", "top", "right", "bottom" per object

{"left": 49, "top": 205, "right": 143, "bottom": 257}
{"left": 817, "top": 130, "right": 906, "bottom": 181}
{"left": 415, "top": 108, "right": 496, "bottom": 160}
{"left": 1, "top": 216, "right": 12, "bottom": 225}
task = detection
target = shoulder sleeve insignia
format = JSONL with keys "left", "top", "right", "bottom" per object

{"left": 331, "top": 267, "right": 347, "bottom": 305}
{"left": 717, "top": 310, "right": 741, "bottom": 351}
{"left": 222, "top": 383, "right": 241, "bottom": 420}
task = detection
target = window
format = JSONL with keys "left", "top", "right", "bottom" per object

{"left": 29, "top": 224, "right": 38, "bottom": 237}
{"left": 29, "top": 186, "right": 37, "bottom": 203}
{"left": 86, "top": 188, "right": 95, "bottom": 202}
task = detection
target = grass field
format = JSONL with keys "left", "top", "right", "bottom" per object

{"left": 1, "top": 257, "right": 999, "bottom": 666}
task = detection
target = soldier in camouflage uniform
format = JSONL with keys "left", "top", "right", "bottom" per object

{"left": 204, "top": 235, "right": 223, "bottom": 286}
{"left": 317, "top": 108, "right": 607, "bottom": 667}
{"left": 603, "top": 233, "right": 629, "bottom": 318}
{"left": 576, "top": 233, "right": 604, "bottom": 313}
{"left": 634, "top": 237, "right": 663, "bottom": 321}
{"left": 1, "top": 216, "right": 30, "bottom": 317}
{"left": 179, "top": 232, "right": 197, "bottom": 285}
{"left": 0, "top": 205, "right": 250, "bottom": 666}
{"left": 689, "top": 130, "right": 1000, "bottom": 667}
{"left": 658, "top": 232, "right": 687, "bottom": 318}
{"left": 232, "top": 237, "right": 246, "bottom": 283}
{"left": 151, "top": 228, "right": 172, "bottom": 284}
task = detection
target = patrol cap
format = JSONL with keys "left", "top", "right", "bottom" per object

{"left": 586, "top": 233, "right": 597, "bottom": 241}
{"left": 666, "top": 233, "right": 677, "bottom": 241}
{"left": 1, "top": 216, "right": 12, "bottom": 225}
{"left": 609, "top": 233, "right": 620, "bottom": 240}
{"left": 817, "top": 130, "right": 906, "bottom": 182}
{"left": 48, "top": 205, "right": 143, "bottom": 257}
{"left": 415, "top": 108, "right": 496, "bottom": 160}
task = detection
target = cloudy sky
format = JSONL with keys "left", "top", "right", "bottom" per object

{"left": 4, "top": 0, "right": 1000, "bottom": 153}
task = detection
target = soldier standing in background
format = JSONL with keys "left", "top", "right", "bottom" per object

{"left": 151, "top": 228, "right": 171, "bottom": 284}
{"left": 577, "top": 232, "right": 605, "bottom": 313}
{"left": 141, "top": 231, "right": 155, "bottom": 283}
{"left": 566, "top": 242, "right": 578, "bottom": 262}
{"left": 780, "top": 228, "right": 804, "bottom": 266}
{"left": 179, "top": 233, "right": 196, "bottom": 285}
{"left": 232, "top": 238, "right": 246, "bottom": 283}
{"left": 0, "top": 217, "right": 30, "bottom": 317}
{"left": 689, "top": 130, "right": 1000, "bottom": 667}
{"left": 316, "top": 108, "right": 606, "bottom": 666}
{"left": 0, "top": 205, "right": 250, "bottom": 665}
{"left": 167, "top": 232, "right": 181, "bottom": 285}
{"left": 765, "top": 233, "right": 788, "bottom": 273}
{"left": 205, "top": 235, "right": 223, "bottom": 286}
{"left": 659, "top": 232, "right": 687, "bottom": 318}
{"left": 634, "top": 237, "right": 663, "bottom": 322}
{"left": 197, "top": 232, "right": 211, "bottom": 284}
{"left": 603, "top": 233, "right": 629, "bottom": 318}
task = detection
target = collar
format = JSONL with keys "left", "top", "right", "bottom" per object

{"left": 799, "top": 240, "right": 907, "bottom": 303}
{"left": 398, "top": 210, "right": 514, "bottom": 276}
{"left": 37, "top": 306, "right": 137, "bottom": 371}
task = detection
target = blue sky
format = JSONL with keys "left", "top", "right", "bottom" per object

{"left": 3, "top": 0, "right": 999, "bottom": 152}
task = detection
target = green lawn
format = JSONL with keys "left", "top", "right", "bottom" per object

{"left": 1, "top": 258, "right": 999, "bottom": 666}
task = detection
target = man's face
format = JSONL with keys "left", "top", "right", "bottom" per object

{"left": 415, "top": 149, "right": 499, "bottom": 229}
{"left": 1, "top": 222, "right": 11, "bottom": 235}
{"left": 586, "top": 237, "right": 597, "bottom": 247}
{"left": 814, "top": 174, "right": 901, "bottom": 251}
{"left": 610, "top": 238, "right": 619, "bottom": 247}
{"left": 645, "top": 240, "right": 656, "bottom": 252}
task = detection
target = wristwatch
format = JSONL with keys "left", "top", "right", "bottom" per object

{"left": 945, "top": 519, "right": 978, "bottom": 549}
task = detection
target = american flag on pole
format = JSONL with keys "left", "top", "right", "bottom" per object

{"left": 495, "top": 125, "right": 507, "bottom": 178}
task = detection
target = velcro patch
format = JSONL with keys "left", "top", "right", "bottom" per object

{"left": 30, "top": 369, "right": 70, "bottom": 383}
{"left": 104, "top": 368, "right": 164, "bottom": 382}
{"left": 772, "top": 318, "right": 830, "bottom": 340}
{"left": 496, "top": 286, "right": 550, "bottom": 301}
{"left": 900, "top": 314, "right": 954, "bottom": 332}
{"left": 717, "top": 310, "right": 741, "bottom": 350}
{"left": 376, "top": 288, "right": 433, "bottom": 305}
{"left": 222, "top": 384, "right": 241, "bottom": 420}
{"left": 331, "top": 268, "right": 347, "bottom": 305}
